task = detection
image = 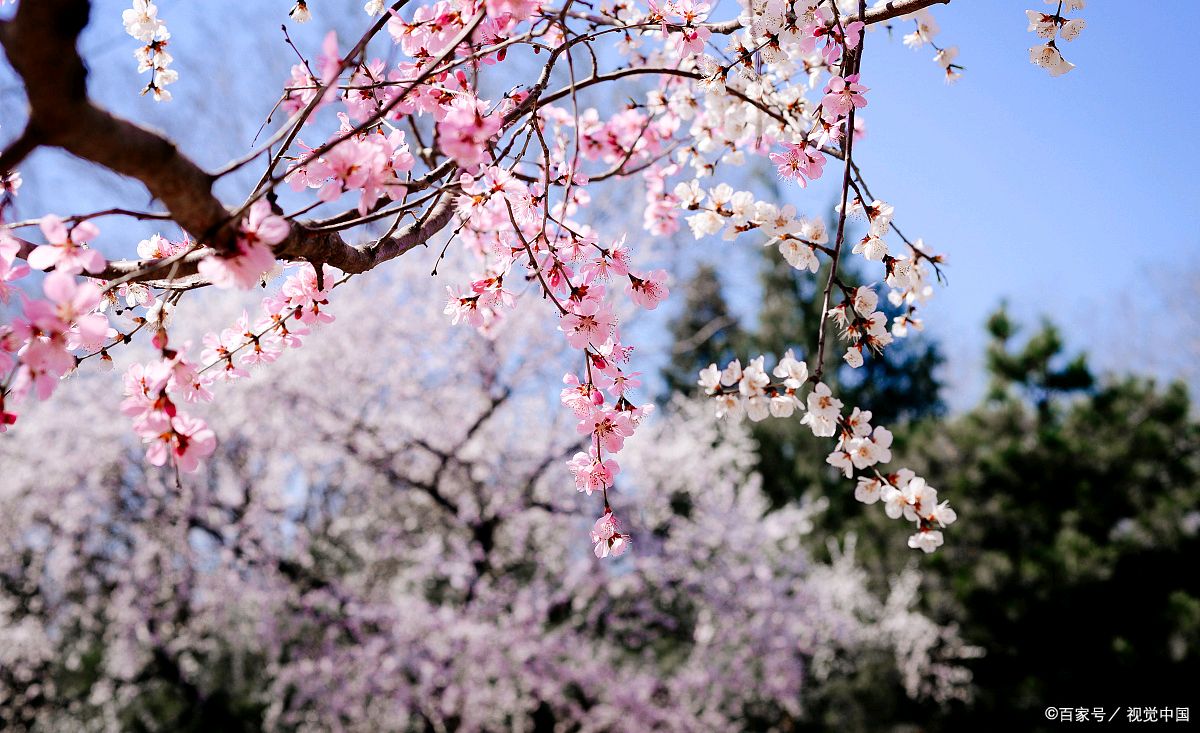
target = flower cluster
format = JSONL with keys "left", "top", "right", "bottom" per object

{"left": 281, "top": 31, "right": 341, "bottom": 115}
{"left": 120, "top": 261, "right": 336, "bottom": 473}
{"left": 120, "top": 345, "right": 217, "bottom": 473}
{"left": 827, "top": 406, "right": 892, "bottom": 477}
{"left": 901, "top": 8, "right": 963, "bottom": 83}
{"left": 698, "top": 350, "right": 807, "bottom": 422}
{"left": 845, "top": 196, "right": 940, "bottom": 337}
{"left": 697, "top": 349, "right": 956, "bottom": 553}
{"left": 122, "top": 0, "right": 177, "bottom": 101}
{"left": 197, "top": 199, "right": 288, "bottom": 289}
{"left": 857, "top": 470, "right": 958, "bottom": 553}
{"left": 0, "top": 219, "right": 110, "bottom": 428}
{"left": 288, "top": 119, "right": 416, "bottom": 215}
{"left": 827, "top": 285, "right": 892, "bottom": 368}
{"left": 590, "top": 508, "right": 630, "bottom": 558}
{"left": 1027, "top": 0, "right": 1086, "bottom": 77}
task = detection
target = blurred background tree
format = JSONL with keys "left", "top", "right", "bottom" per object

{"left": 906, "top": 311, "right": 1200, "bottom": 731}
{"left": 0, "top": 275, "right": 972, "bottom": 732}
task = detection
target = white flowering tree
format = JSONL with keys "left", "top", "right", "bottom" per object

{"left": 0, "top": 279, "right": 974, "bottom": 729}
{"left": 0, "top": 0, "right": 1087, "bottom": 558}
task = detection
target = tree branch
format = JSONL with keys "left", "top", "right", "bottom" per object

{"left": 0, "top": 0, "right": 461, "bottom": 285}
{"left": 0, "top": 0, "right": 238, "bottom": 252}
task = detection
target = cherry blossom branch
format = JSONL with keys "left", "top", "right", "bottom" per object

{"left": 244, "top": 0, "right": 416, "bottom": 192}
{"left": 569, "top": 0, "right": 950, "bottom": 35}
{"left": 813, "top": 4, "right": 866, "bottom": 382}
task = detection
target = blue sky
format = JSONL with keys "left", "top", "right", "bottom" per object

{"left": 4, "top": 1, "right": 1199, "bottom": 408}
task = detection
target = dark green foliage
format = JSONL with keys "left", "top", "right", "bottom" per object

{"left": 984, "top": 305, "right": 1093, "bottom": 412}
{"left": 907, "top": 320, "right": 1200, "bottom": 731}
{"left": 662, "top": 263, "right": 748, "bottom": 397}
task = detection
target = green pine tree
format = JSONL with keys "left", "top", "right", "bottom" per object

{"left": 662, "top": 263, "right": 748, "bottom": 397}
{"left": 903, "top": 313, "right": 1200, "bottom": 731}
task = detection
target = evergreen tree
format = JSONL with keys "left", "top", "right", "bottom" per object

{"left": 904, "top": 314, "right": 1200, "bottom": 731}
{"left": 662, "top": 263, "right": 747, "bottom": 397}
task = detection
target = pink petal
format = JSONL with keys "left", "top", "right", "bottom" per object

{"left": 38, "top": 215, "right": 67, "bottom": 243}
{"left": 42, "top": 271, "right": 75, "bottom": 304}
{"left": 26, "top": 245, "right": 60, "bottom": 271}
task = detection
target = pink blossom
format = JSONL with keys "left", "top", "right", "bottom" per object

{"left": 595, "top": 369, "right": 641, "bottom": 398}
{"left": 26, "top": 215, "right": 105, "bottom": 274}
{"left": 584, "top": 238, "right": 632, "bottom": 280}
{"left": 310, "top": 138, "right": 379, "bottom": 207}
{"left": 821, "top": 74, "right": 869, "bottom": 119}
{"left": 199, "top": 200, "right": 285, "bottom": 289}
{"left": 559, "top": 299, "right": 618, "bottom": 349}
{"left": 567, "top": 450, "right": 619, "bottom": 495}
{"left": 142, "top": 412, "right": 216, "bottom": 473}
{"left": 202, "top": 329, "right": 250, "bottom": 381}
{"left": 678, "top": 25, "right": 710, "bottom": 55}
{"left": 579, "top": 407, "right": 635, "bottom": 453}
{"left": 0, "top": 255, "right": 30, "bottom": 303}
{"left": 626, "top": 270, "right": 669, "bottom": 310}
{"left": 843, "top": 21, "right": 864, "bottom": 51}
{"left": 120, "top": 362, "right": 163, "bottom": 419}
{"left": 37, "top": 271, "right": 108, "bottom": 345}
{"left": 437, "top": 95, "right": 502, "bottom": 168}
{"left": 0, "top": 228, "right": 19, "bottom": 261}
{"left": 769, "top": 141, "right": 827, "bottom": 187}
{"left": 136, "top": 233, "right": 185, "bottom": 259}
{"left": 444, "top": 286, "right": 489, "bottom": 329}
{"left": 277, "top": 264, "right": 337, "bottom": 325}
{"left": 12, "top": 338, "right": 74, "bottom": 400}
{"left": 484, "top": 0, "right": 541, "bottom": 22}
{"left": 590, "top": 509, "right": 630, "bottom": 559}
{"left": 560, "top": 372, "right": 603, "bottom": 417}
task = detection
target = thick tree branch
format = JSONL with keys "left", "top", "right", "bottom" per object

{"left": 0, "top": 0, "right": 238, "bottom": 252}
{"left": 273, "top": 195, "right": 458, "bottom": 275}
{"left": 0, "top": 0, "right": 461, "bottom": 285}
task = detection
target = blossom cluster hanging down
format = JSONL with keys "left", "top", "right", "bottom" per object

{"left": 122, "top": 0, "right": 177, "bottom": 100}
{"left": 697, "top": 349, "right": 957, "bottom": 552}
{"left": 1027, "top": 0, "right": 1086, "bottom": 77}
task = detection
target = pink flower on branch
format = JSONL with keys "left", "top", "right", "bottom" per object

{"left": 591, "top": 509, "right": 630, "bottom": 559}
{"left": 567, "top": 450, "right": 619, "bottom": 496}
{"left": 437, "top": 95, "right": 502, "bottom": 168}
{"left": 821, "top": 74, "right": 869, "bottom": 120}
{"left": 769, "top": 141, "right": 826, "bottom": 187}
{"left": 579, "top": 407, "right": 635, "bottom": 453}
{"left": 626, "top": 270, "right": 669, "bottom": 310}
{"left": 27, "top": 215, "right": 105, "bottom": 275}
{"left": 141, "top": 412, "right": 216, "bottom": 473}
{"left": 199, "top": 199, "right": 287, "bottom": 290}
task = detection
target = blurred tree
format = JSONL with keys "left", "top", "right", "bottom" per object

{"left": 0, "top": 280, "right": 971, "bottom": 732}
{"left": 669, "top": 289, "right": 1200, "bottom": 730}
{"left": 903, "top": 312, "right": 1200, "bottom": 731}
{"left": 663, "top": 263, "right": 747, "bottom": 397}
{"left": 983, "top": 305, "right": 1093, "bottom": 413}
